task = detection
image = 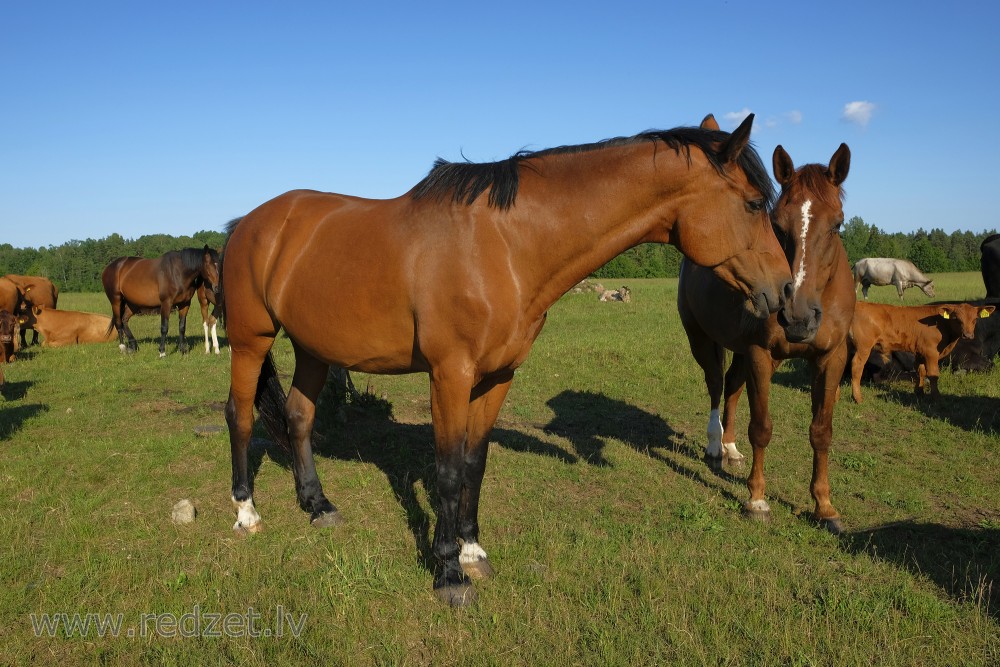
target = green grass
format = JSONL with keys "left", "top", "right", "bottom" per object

{"left": 1, "top": 277, "right": 999, "bottom": 665}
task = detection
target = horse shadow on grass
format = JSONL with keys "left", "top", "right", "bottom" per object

{"left": 773, "top": 356, "right": 1000, "bottom": 435}
{"left": 540, "top": 390, "right": 808, "bottom": 516}
{"left": 0, "top": 394, "right": 46, "bottom": 441}
{"left": 245, "top": 391, "right": 576, "bottom": 572}
{"left": 840, "top": 521, "right": 1000, "bottom": 621}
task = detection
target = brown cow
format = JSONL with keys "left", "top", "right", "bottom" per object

{"left": 849, "top": 301, "right": 994, "bottom": 402}
{"left": 4, "top": 274, "right": 59, "bottom": 347}
{"left": 0, "top": 309, "right": 18, "bottom": 390}
{"left": 20, "top": 306, "right": 117, "bottom": 348}
{"left": 0, "top": 277, "right": 23, "bottom": 316}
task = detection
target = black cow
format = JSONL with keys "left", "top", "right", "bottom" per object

{"left": 981, "top": 233, "right": 1000, "bottom": 302}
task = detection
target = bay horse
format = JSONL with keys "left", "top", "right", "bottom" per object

{"left": 221, "top": 114, "right": 800, "bottom": 606}
{"left": 102, "top": 246, "right": 220, "bottom": 357}
{"left": 678, "top": 143, "right": 853, "bottom": 533}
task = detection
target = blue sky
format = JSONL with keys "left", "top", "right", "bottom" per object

{"left": 2, "top": 1, "right": 998, "bottom": 248}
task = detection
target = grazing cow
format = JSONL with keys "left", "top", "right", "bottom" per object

{"left": 980, "top": 233, "right": 1000, "bottom": 302}
{"left": 852, "top": 258, "right": 935, "bottom": 300}
{"left": 4, "top": 274, "right": 59, "bottom": 347}
{"left": 20, "top": 306, "right": 118, "bottom": 347}
{"left": 849, "top": 301, "right": 994, "bottom": 402}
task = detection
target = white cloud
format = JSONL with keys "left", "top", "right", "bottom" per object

{"left": 785, "top": 110, "right": 803, "bottom": 124}
{"left": 842, "top": 101, "right": 876, "bottom": 127}
{"left": 722, "top": 108, "right": 753, "bottom": 129}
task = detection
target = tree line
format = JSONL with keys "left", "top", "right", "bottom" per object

{"left": 0, "top": 231, "right": 228, "bottom": 292}
{"left": 0, "top": 217, "right": 995, "bottom": 291}
{"left": 593, "top": 217, "right": 998, "bottom": 280}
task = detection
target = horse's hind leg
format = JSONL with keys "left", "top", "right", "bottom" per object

{"left": 121, "top": 307, "right": 139, "bottom": 352}
{"left": 684, "top": 330, "right": 726, "bottom": 465}
{"left": 226, "top": 339, "right": 273, "bottom": 534}
{"left": 286, "top": 343, "right": 341, "bottom": 526}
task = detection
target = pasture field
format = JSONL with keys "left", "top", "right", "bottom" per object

{"left": 1, "top": 274, "right": 998, "bottom": 666}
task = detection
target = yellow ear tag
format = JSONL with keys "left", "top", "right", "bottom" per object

{"left": 981, "top": 309, "right": 991, "bottom": 318}
{"left": 941, "top": 311, "right": 950, "bottom": 319}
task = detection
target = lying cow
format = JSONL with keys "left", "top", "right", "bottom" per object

{"left": 20, "top": 306, "right": 117, "bottom": 347}
{"left": 599, "top": 286, "right": 632, "bottom": 302}
{"left": 849, "top": 301, "right": 994, "bottom": 402}
{"left": 852, "top": 257, "right": 935, "bottom": 300}
{"left": 4, "top": 274, "right": 59, "bottom": 347}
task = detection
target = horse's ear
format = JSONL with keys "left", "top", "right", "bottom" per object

{"left": 828, "top": 143, "right": 851, "bottom": 186}
{"left": 772, "top": 145, "right": 795, "bottom": 187}
{"left": 700, "top": 114, "right": 720, "bottom": 131}
{"left": 719, "top": 114, "right": 753, "bottom": 164}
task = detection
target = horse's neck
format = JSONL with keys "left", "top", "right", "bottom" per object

{"left": 505, "top": 145, "right": 680, "bottom": 318}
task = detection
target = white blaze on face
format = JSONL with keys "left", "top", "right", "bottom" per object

{"left": 792, "top": 200, "right": 813, "bottom": 293}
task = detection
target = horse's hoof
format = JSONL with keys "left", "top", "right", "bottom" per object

{"left": 310, "top": 511, "right": 344, "bottom": 528}
{"left": 233, "top": 521, "right": 263, "bottom": 535}
{"left": 159, "top": 352, "right": 167, "bottom": 359}
{"left": 461, "top": 558, "right": 495, "bottom": 581}
{"left": 703, "top": 455, "right": 724, "bottom": 473}
{"left": 434, "top": 583, "right": 478, "bottom": 607}
{"left": 819, "top": 517, "right": 845, "bottom": 535}
{"left": 742, "top": 502, "right": 771, "bottom": 523}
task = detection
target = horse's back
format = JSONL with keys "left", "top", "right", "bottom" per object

{"left": 224, "top": 190, "right": 428, "bottom": 371}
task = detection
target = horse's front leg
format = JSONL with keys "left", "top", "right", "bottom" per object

{"left": 743, "top": 346, "right": 774, "bottom": 521}
{"left": 720, "top": 354, "right": 749, "bottom": 466}
{"left": 177, "top": 304, "right": 190, "bottom": 355}
{"left": 458, "top": 372, "right": 514, "bottom": 582}
{"left": 158, "top": 303, "right": 171, "bottom": 358}
{"left": 429, "top": 364, "right": 477, "bottom": 606}
{"left": 809, "top": 344, "right": 848, "bottom": 534}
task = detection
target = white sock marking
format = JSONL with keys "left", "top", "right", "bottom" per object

{"left": 203, "top": 322, "right": 210, "bottom": 353}
{"left": 722, "top": 441, "right": 744, "bottom": 461}
{"left": 232, "top": 496, "right": 261, "bottom": 531}
{"left": 211, "top": 323, "right": 220, "bottom": 354}
{"left": 459, "top": 541, "right": 488, "bottom": 564}
{"left": 792, "top": 200, "right": 813, "bottom": 293}
{"left": 706, "top": 409, "right": 723, "bottom": 458}
{"left": 747, "top": 499, "right": 771, "bottom": 513}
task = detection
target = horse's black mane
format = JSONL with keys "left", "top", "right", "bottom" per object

{"left": 411, "top": 126, "right": 776, "bottom": 211}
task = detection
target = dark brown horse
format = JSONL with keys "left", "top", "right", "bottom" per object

{"left": 102, "top": 246, "right": 220, "bottom": 357}
{"left": 679, "top": 143, "right": 853, "bottom": 533}
{"left": 221, "top": 114, "right": 799, "bottom": 606}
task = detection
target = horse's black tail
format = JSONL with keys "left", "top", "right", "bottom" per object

{"left": 254, "top": 351, "right": 292, "bottom": 453}
{"left": 217, "top": 215, "right": 244, "bottom": 330}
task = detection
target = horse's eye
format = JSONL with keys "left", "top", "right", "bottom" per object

{"left": 746, "top": 199, "right": 765, "bottom": 213}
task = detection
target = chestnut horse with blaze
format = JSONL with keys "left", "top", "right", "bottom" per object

{"left": 679, "top": 142, "right": 854, "bottom": 533}
{"left": 102, "top": 246, "right": 220, "bottom": 357}
{"left": 221, "top": 115, "right": 798, "bottom": 606}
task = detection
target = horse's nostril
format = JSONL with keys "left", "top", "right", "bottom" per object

{"left": 782, "top": 281, "right": 794, "bottom": 303}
